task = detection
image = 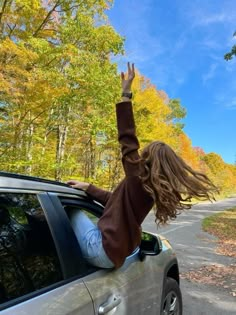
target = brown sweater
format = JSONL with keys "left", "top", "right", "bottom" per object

{"left": 86, "top": 101, "right": 154, "bottom": 268}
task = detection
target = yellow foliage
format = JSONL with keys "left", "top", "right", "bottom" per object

{"left": 132, "top": 71, "right": 178, "bottom": 149}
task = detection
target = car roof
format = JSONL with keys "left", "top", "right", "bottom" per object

{"left": 0, "top": 171, "right": 86, "bottom": 196}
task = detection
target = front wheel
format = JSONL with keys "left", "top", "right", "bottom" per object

{"left": 161, "top": 277, "right": 183, "bottom": 315}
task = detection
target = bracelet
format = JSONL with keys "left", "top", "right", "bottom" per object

{"left": 121, "top": 91, "right": 132, "bottom": 99}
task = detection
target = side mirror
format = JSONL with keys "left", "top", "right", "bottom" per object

{"left": 139, "top": 232, "right": 162, "bottom": 261}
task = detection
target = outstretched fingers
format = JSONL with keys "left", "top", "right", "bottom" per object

{"left": 121, "top": 62, "right": 135, "bottom": 92}
{"left": 127, "top": 62, "right": 135, "bottom": 79}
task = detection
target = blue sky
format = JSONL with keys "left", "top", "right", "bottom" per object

{"left": 107, "top": 0, "right": 236, "bottom": 165}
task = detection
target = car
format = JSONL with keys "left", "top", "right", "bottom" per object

{"left": 0, "top": 171, "right": 182, "bottom": 315}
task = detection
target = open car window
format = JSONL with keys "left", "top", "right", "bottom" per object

{"left": 65, "top": 205, "right": 99, "bottom": 225}
{"left": 59, "top": 197, "right": 102, "bottom": 223}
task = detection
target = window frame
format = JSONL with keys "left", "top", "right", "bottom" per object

{"left": 56, "top": 194, "right": 142, "bottom": 266}
{"left": 52, "top": 193, "right": 106, "bottom": 272}
{"left": 43, "top": 192, "right": 89, "bottom": 277}
{"left": 54, "top": 193, "right": 143, "bottom": 270}
{"left": 59, "top": 194, "right": 104, "bottom": 217}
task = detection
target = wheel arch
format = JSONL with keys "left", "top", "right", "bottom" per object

{"left": 159, "top": 258, "right": 182, "bottom": 314}
{"left": 166, "top": 260, "right": 180, "bottom": 284}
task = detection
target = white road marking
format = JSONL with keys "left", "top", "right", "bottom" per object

{"left": 158, "top": 220, "right": 200, "bottom": 235}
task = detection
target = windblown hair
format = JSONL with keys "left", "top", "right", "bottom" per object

{"left": 140, "top": 141, "right": 219, "bottom": 225}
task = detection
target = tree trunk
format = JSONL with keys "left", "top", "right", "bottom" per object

{"left": 90, "top": 136, "right": 96, "bottom": 179}
{"left": 55, "top": 123, "right": 68, "bottom": 181}
{"left": 25, "top": 122, "right": 34, "bottom": 174}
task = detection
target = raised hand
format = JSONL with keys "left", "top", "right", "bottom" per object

{"left": 121, "top": 62, "right": 135, "bottom": 92}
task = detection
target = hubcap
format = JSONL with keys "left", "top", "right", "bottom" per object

{"left": 162, "top": 291, "right": 179, "bottom": 315}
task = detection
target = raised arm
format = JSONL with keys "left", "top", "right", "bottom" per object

{"left": 116, "top": 102, "right": 139, "bottom": 159}
{"left": 117, "top": 63, "right": 140, "bottom": 176}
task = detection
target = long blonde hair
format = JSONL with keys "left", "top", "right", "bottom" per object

{"left": 141, "top": 141, "right": 219, "bottom": 225}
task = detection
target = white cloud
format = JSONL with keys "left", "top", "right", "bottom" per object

{"left": 225, "top": 58, "right": 236, "bottom": 73}
{"left": 228, "top": 98, "right": 236, "bottom": 109}
{"left": 200, "top": 38, "right": 222, "bottom": 50}
{"left": 222, "top": 97, "right": 236, "bottom": 109}
{"left": 182, "top": 0, "right": 236, "bottom": 28}
{"left": 202, "top": 63, "right": 217, "bottom": 83}
{"left": 215, "top": 83, "right": 236, "bottom": 110}
{"left": 197, "top": 13, "right": 228, "bottom": 26}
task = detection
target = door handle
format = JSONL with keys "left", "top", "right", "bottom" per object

{"left": 98, "top": 295, "right": 122, "bottom": 314}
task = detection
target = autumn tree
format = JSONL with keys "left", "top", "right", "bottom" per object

{"left": 176, "top": 133, "right": 201, "bottom": 170}
{"left": 132, "top": 72, "right": 186, "bottom": 149}
{"left": 0, "top": 0, "right": 124, "bottom": 180}
{"left": 203, "top": 153, "right": 236, "bottom": 195}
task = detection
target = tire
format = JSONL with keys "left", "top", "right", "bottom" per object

{"left": 161, "top": 277, "right": 183, "bottom": 315}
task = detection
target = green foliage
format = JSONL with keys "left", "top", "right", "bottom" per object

{"left": 166, "top": 98, "right": 186, "bottom": 133}
{"left": 0, "top": 0, "right": 123, "bottom": 182}
{"left": 224, "top": 31, "right": 236, "bottom": 61}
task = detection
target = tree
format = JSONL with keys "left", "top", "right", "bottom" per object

{"left": 132, "top": 72, "right": 186, "bottom": 150}
{"left": 224, "top": 31, "right": 236, "bottom": 61}
{"left": 166, "top": 99, "right": 186, "bottom": 134}
{"left": 0, "top": 0, "right": 124, "bottom": 180}
{"left": 203, "top": 153, "right": 236, "bottom": 195}
{"left": 176, "top": 133, "right": 201, "bottom": 170}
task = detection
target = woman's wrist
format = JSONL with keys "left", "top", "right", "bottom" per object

{"left": 121, "top": 96, "right": 131, "bottom": 102}
{"left": 83, "top": 182, "right": 90, "bottom": 191}
{"left": 121, "top": 89, "right": 132, "bottom": 102}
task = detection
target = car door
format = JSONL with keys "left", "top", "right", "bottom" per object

{"left": 56, "top": 194, "right": 164, "bottom": 315}
{"left": 0, "top": 190, "right": 94, "bottom": 315}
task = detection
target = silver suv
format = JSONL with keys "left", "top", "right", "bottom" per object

{"left": 0, "top": 172, "right": 182, "bottom": 315}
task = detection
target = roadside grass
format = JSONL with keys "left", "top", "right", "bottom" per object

{"left": 202, "top": 207, "right": 236, "bottom": 241}
{"left": 202, "top": 207, "right": 236, "bottom": 257}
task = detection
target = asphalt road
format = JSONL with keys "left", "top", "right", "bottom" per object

{"left": 142, "top": 197, "right": 236, "bottom": 315}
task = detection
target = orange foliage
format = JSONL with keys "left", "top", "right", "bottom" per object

{"left": 177, "top": 133, "right": 201, "bottom": 170}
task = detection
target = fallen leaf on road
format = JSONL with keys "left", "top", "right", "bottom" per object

{"left": 216, "top": 240, "right": 236, "bottom": 257}
{"left": 180, "top": 264, "right": 236, "bottom": 298}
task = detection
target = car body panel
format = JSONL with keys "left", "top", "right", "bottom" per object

{"left": 2, "top": 279, "right": 94, "bottom": 315}
{"left": 83, "top": 239, "right": 178, "bottom": 315}
{"left": 0, "top": 173, "right": 181, "bottom": 315}
{"left": 83, "top": 252, "right": 164, "bottom": 315}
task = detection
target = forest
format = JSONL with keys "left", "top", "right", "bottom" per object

{"left": 0, "top": 0, "right": 236, "bottom": 197}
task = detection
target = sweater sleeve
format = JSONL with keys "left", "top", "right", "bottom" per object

{"left": 86, "top": 184, "right": 112, "bottom": 206}
{"left": 116, "top": 101, "right": 141, "bottom": 176}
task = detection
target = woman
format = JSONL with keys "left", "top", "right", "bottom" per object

{"left": 67, "top": 63, "right": 218, "bottom": 269}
